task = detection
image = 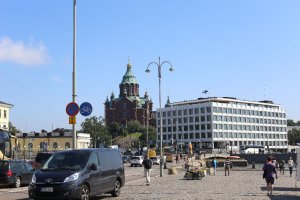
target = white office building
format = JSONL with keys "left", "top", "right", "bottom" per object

{"left": 157, "top": 97, "right": 288, "bottom": 152}
{"left": 0, "top": 101, "right": 14, "bottom": 130}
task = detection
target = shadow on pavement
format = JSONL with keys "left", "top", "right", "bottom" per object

{"left": 261, "top": 186, "right": 300, "bottom": 192}
{"left": 267, "top": 195, "right": 300, "bottom": 200}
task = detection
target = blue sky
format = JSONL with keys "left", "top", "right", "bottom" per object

{"left": 1, "top": 0, "right": 300, "bottom": 132}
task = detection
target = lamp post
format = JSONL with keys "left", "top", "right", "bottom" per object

{"left": 146, "top": 57, "right": 174, "bottom": 177}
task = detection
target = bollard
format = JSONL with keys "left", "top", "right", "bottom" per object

{"left": 252, "top": 162, "right": 255, "bottom": 169}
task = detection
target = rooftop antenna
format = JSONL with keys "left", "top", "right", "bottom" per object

{"left": 263, "top": 79, "right": 266, "bottom": 100}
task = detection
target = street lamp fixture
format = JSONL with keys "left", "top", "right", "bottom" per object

{"left": 146, "top": 57, "right": 174, "bottom": 177}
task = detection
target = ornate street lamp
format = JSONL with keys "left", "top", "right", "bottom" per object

{"left": 146, "top": 57, "right": 174, "bottom": 177}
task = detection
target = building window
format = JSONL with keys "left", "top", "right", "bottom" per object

{"left": 4, "top": 110, "right": 7, "bottom": 118}
{"left": 201, "top": 133, "right": 206, "bottom": 138}
{"left": 184, "top": 109, "right": 188, "bottom": 115}
{"left": 184, "top": 126, "right": 188, "bottom": 131}
{"left": 173, "top": 111, "right": 177, "bottom": 116}
{"left": 178, "top": 110, "right": 182, "bottom": 116}
{"left": 201, "top": 116, "right": 205, "bottom": 122}
{"left": 207, "top": 132, "right": 212, "bottom": 138}
{"left": 189, "top": 109, "right": 193, "bottom": 115}
{"left": 189, "top": 125, "right": 194, "bottom": 131}
{"left": 206, "top": 107, "right": 211, "bottom": 113}
{"left": 65, "top": 142, "right": 71, "bottom": 149}
{"left": 53, "top": 142, "right": 58, "bottom": 149}
{"left": 195, "top": 132, "right": 200, "bottom": 139}
{"left": 189, "top": 133, "right": 194, "bottom": 139}
{"left": 167, "top": 111, "right": 171, "bottom": 117}
{"left": 207, "top": 115, "right": 211, "bottom": 121}
{"left": 194, "top": 108, "right": 199, "bottom": 114}
{"left": 201, "top": 107, "right": 205, "bottom": 113}
{"left": 189, "top": 117, "right": 194, "bottom": 123}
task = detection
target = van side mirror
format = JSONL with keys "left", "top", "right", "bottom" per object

{"left": 90, "top": 163, "right": 97, "bottom": 171}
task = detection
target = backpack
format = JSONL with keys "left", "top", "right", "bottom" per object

{"left": 144, "top": 159, "right": 153, "bottom": 169}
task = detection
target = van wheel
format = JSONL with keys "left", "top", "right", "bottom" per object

{"left": 14, "top": 176, "right": 21, "bottom": 188}
{"left": 80, "top": 184, "right": 90, "bottom": 200}
{"left": 111, "top": 179, "right": 121, "bottom": 197}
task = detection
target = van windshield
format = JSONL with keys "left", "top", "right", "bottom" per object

{"left": 43, "top": 150, "right": 90, "bottom": 171}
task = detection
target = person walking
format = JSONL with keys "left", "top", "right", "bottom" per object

{"left": 224, "top": 158, "right": 231, "bottom": 176}
{"left": 142, "top": 155, "right": 153, "bottom": 186}
{"left": 175, "top": 154, "right": 179, "bottom": 164}
{"left": 263, "top": 157, "right": 278, "bottom": 196}
{"left": 212, "top": 158, "right": 218, "bottom": 175}
{"left": 288, "top": 157, "right": 294, "bottom": 177}
{"left": 279, "top": 160, "right": 285, "bottom": 175}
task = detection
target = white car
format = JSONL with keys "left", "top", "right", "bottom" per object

{"left": 150, "top": 156, "right": 160, "bottom": 165}
{"left": 130, "top": 156, "right": 144, "bottom": 167}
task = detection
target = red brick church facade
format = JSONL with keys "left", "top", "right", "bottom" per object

{"left": 104, "top": 62, "right": 155, "bottom": 128}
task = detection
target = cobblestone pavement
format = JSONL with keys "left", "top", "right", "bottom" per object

{"left": 111, "top": 167, "right": 300, "bottom": 200}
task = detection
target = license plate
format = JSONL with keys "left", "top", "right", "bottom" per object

{"left": 41, "top": 187, "right": 53, "bottom": 192}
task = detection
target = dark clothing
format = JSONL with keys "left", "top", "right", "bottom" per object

{"left": 263, "top": 163, "right": 277, "bottom": 184}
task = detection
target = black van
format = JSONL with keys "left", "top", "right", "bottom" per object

{"left": 0, "top": 160, "right": 35, "bottom": 188}
{"left": 28, "top": 148, "right": 125, "bottom": 200}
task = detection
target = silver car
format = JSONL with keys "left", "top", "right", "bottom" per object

{"left": 130, "top": 156, "right": 143, "bottom": 167}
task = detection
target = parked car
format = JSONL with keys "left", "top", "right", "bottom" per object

{"left": 32, "top": 152, "right": 53, "bottom": 170}
{"left": 130, "top": 156, "right": 143, "bottom": 167}
{"left": 122, "top": 155, "right": 131, "bottom": 163}
{"left": 0, "top": 159, "right": 35, "bottom": 188}
{"left": 28, "top": 148, "right": 125, "bottom": 200}
{"left": 150, "top": 156, "right": 160, "bottom": 165}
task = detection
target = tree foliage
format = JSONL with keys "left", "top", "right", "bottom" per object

{"left": 126, "top": 120, "right": 142, "bottom": 133}
{"left": 8, "top": 122, "right": 21, "bottom": 135}
{"left": 288, "top": 128, "right": 300, "bottom": 145}
{"left": 80, "top": 116, "right": 109, "bottom": 147}
{"left": 139, "top": 125, "right": 156, "bottom": 146}
{"left": 108, "top": 122, "right": 120, "bottom": 138}
{"left": 287, "top": 119, "right": 300, "bottom": 126}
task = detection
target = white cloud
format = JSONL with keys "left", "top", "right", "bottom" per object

{"left": 49, "top": 75, "right": 65, "bottom": 84}
{"left": 0, "top": 36, "right": 50, "bottom": 66}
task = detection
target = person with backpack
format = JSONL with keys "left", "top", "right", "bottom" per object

{"left": 142, "top": 155, "right": 153, "bottom": 186}
{"left": 224, "top": 157, "right": 231, "bottom": 176}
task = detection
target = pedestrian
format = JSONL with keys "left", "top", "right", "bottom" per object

{"left": 271, "top": 157, "right": 277, "bottom": 168}
{"left": 288, "top": 157, "right": 294, "bottom": 177}
{"left": 224, "top": 157, "right": 231, "bottom": 176}
{"left": 175, "top": 154, "right": 179, "bottom": 164}
{"left": 212, "top": 158, "right": 218, "bottom": 175}
{"left": 279, "top": 160, "right": 285, "bottom": 175}
{"left": 142, "top": 155, "right": 152, "bottom": 186}
{"left": 263, "top": 157, "right": 278, "bottom": 196}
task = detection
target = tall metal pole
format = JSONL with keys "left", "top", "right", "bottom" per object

{"left": 158, "top": 58, "right": 163, "bottom": 177}
{"left": 146, "top": 57, "right": 173, "bottom": 177}
{"left": 72, "top": 0, "right": 77, "bottom": 149}
{"left": 146, "top": 104, "right": 149, "bottom": 151}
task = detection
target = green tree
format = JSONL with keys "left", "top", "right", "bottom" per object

{"left": 139, "top": 125, "right": 156, "bottom": 146}
{"left": 288, "top": 128, "right": 300, "bottom": 145}
{"left": 287, "top": 119, "right": 296, "bottom": 126}
{"left": 108, "top": 122, "right": 120, "bottom": 138}
{"left": 126, "top": 120, "right": 142, "bottom": 133}
{"left": 80, "top": 116, "right": 109, "bottom": 147}
{"left": 8, "top": 122, "right": 21, "bottom": 135}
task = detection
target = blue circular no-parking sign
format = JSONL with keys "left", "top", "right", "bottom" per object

{"left": 66, "top": 102, "right": 79, "bottom": 117}
{"left": 80, "top": 102, "right": 93, "bottom": 116}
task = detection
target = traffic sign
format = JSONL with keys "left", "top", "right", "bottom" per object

{"left": 80, "top": 102, "right": 93, "bottom": 116}
{"left": 66, "top": 102, "right": 80, "bottom": 117}
{"left": 69, "top": 116, "right": 76, "bottom": 124}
